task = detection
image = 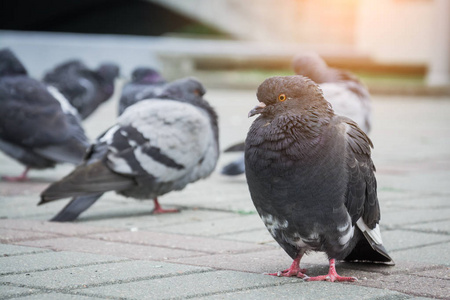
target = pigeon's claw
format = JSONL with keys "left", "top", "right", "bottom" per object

{"left": 266, "top": 255, "right": 308, "bottom": 278}
{"left": 305, "top": 259, "right": 357, "bottom": 282}
{"left": 152, "top": 198, "right": 180, "bottom": 214}
{"left": 2, "top": 167, "right": 30, "bottom": 182}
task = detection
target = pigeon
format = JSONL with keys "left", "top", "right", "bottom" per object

{"left": 42, "top": 59, "right": 120, "bottom": 120}
{"left": 39, "top": 77, "right": 219, "bottom": 222}
{"left": 221, "top": 52, "right": 372, "bottom": 176}
{"left": 0, "top": 49, "right": 89, "bottom": 181}
{"left": 118, "top": 67, "right": 166, "bottom": 116}
{"left": 245, "top": 75, "right": 393, "bottom": 282}
{"left": 292, "top": 52, "right": 372, "bottom": 134}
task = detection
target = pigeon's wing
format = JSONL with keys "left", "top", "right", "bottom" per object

{"left": 0, "top": 78, "right": 78, "bottom": 148}
{"left": 105, "top": 99, "right": 218, "bottom": 186}
{"left": 321, "top": 82, "right": 372, "bottom": 134}
{"left": 337, "top": 116, "right": 379, "bottom": 228}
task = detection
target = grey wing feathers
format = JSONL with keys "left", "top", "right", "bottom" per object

{"left": 39, "top": 160, "right": 133, "bottom": 203}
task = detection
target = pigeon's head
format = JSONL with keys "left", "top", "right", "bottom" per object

{"left": 96, "top": 63, "right": 120, "bottom": 96}
{"left": 250, "top": 75, "right": 332, "bottom": 118}
{"left": 291, "top": 52, "right": 329, "bottom": 84}
{"left": 131, "top": 67, "right": 165, "bottom": 84}
{"left": 0, "top": 48, "right": 28, "bottom": 77}
{"left": 97, "top": 63, "right": 120, "bottom": 82}
{"left": 157, "top": 77, "right": 206, "bottom": 104}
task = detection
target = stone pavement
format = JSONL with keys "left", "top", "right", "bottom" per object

{"left": 0, "top": 88, "right": 449, "bottom": 300}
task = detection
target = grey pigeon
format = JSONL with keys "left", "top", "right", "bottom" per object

{"left": 0, "top": 49, "right": 89, "bottom": 181}
{"left": 221, "top": 52, "right": 372, "bottom": 176}
{"left": 245, "top": 75, "right": 393, "bottom": 282}
{"left": 118, "top": 67, "right": 166, "bottom": 116}
{"left": 292, "top": 52, "right": 372, "bottom": 133}
{"left": 39, "top": 78, "right": 219, "bottom": 222}
{"left": 43, "top": 59, "right": 120, "bottom": 120}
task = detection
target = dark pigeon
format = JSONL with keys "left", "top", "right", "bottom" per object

{"left": 221, "top": 52, "right": 372, "bottom": 176}
{"left": 245, "top": 75, "right": 393, "bottom": 282}
{"left": 0, "top": 49, "right": 89, "bottom": 181}
{"left": 39, "top": 77, "right": 219, "bottom": 222}
{"left": 43, "top": 59, "right": 120, "bottom": 120}
{"left": 118, "top": 67, "right": 166, "bottom": 116}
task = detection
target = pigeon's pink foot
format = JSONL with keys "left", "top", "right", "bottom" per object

{"left": 2, "top": 168, "right": 29, "bottom": 182}
{"left": 267, "top": 255, "right": 308, "bottom": 278}
{"left": 306, "top": 259, "right": 357, "bottom": 282}
{"left": 152, "top": 198, "right": 180, "bottom": 214}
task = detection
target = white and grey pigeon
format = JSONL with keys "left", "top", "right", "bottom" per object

{"left": 39, "top": 77, "right": 219, "bottom": 222}
{"left": 245, "top": 75, "right": 393, "bottom": 282}
{"left": 221, "top": 52, "right": 372, "bottom": 176}
{"left": 42, "top": 59, "right": 120, "bottom": 120}
{"left": 118, "top": 67, "right": 166, "bottom": 116}
{"left": 0, "top": 48, "right": 89, "bottom": 181}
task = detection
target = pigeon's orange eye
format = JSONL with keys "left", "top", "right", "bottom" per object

{"left": 278, "top": 93, "right": 287, "bottom": 102}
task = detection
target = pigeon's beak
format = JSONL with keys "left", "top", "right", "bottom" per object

{"left": 248, "top": 102, "right": 266, "bottom": 117}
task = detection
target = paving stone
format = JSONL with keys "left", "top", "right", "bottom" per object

{"left": 0, "top": 243, "right": 50, "bottom": 256}
{"left": 87, "top": 230, "right": 272, "bottom": 254}
{"left": 168, "top": 248, "right": 330, "bottom": 274}
{"left": 381, "top": 229, "right": 450, "bottom": 251}
{"left": 0, "top": 228, "right": 59, "bottom": 243}
{"left": 0, "top": 219, "right": 117, "bottom": 236}
{"left": 157, "top": 214, "right": 264, "bottom": 236}
{"left": 80, "top": 270, "right": 299, "bottom": 300}
{"left": 16, "top": 237, "right": 206, "bottom": 261}
{"left": 0, "top": 285, "right": 40, "bottom": 299}
{"left": 0, "top": 251, "right": 125, "bottom": 275}
{"left": 195, "top": 281, "right": 411, "bottom": 300}
{"left": 340, "top": 258, "right": 439, "bottom": 275}
{"left": 216, "top": 228, "right": 275, "bottom": 244}
{"left": 381, "top": 208, "right": 450, "bottom": 228}
{"left": 81, "top": 209, "right": 235, "bottom": 230}
{"left": 403, "top": 219, "right": 450, "bottom": 235}
{"left": 10, "top": 293, "right": 106, "bottom": 300}
{"left": 412, "top": 266, "right": 450, "bottom": 279}
{"left": 0, "top": 260, "right": 210, "bottom": 289}
{"left": 356, "top": 273, "right": 450, "bottom": 299}
{"left": 391, "top": 242, "right": 450, "bottom": 266}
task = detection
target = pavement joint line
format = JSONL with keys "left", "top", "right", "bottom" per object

{"left": 168, "top": 278, "right": 304, "bottom": 300}
{"left": 0, "top": 257, "right": 132, "bottom": 276}
{"left": 1, "top": 268, "right": 218, "bottom": 298}
{"left": 393, "top": 227, "right": 450, "bottom": 236}
{"left": 84, "top": 231, "right": 276, "bottom": 254}
{"left": 0, "top": 249, "right": 52, "bottom": 257}
{"left": 390, "top": 239, "right": 450, "bottom": 253}
{"left": 344, "top": 261, "right": 446, "bottom": 276}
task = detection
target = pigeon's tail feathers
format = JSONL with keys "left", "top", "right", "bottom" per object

{"left": 221, "top": 155, "right": 245, "bottom": 176}
{"left": 40, "top": 161, "right": 133, "bottom": 204}
{"left": 50, "top": 193, "right": 103, "bottom": 222}
{"left": 224, "top": 142, "right": 245, "bottom": 152}
{"left": 344, "top": 218, "right": 394, "bottom": 265}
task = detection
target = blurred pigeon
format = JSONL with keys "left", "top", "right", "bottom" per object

{"left": 292, "top": 52, "right": 372, "bottom": 133}
{"left": 0, "top": 49, "right": 89, "bottom": 181}
{"left": 221, "top": 52, "right": 372, "bottom": 176}
{"left": 245, "top": 76, "right": 393, "bottom": 282}
{"left": 39, "top": 78, "right": 219, "bottom": 222}
{"left": 118, "top": 67, "right": 166, "bottom": 116}
{"left": 43, "top": 59, "right": 120, "bottom": 120}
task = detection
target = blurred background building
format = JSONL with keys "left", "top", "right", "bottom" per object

{"left": 0, "top": 0, "right": 449, "bottom": 90}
